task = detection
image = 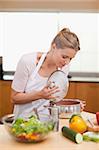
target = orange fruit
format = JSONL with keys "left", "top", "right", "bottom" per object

{"left": 69, "top": 114, "right": 87, "bottom": 133}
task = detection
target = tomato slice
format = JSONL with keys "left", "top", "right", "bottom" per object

{"left": 96, "top": 112, "right": 99, "bottom": 125}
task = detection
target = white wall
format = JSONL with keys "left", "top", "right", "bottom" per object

{"left": 0, "top": 12, "right": 98, "bottom": 73}
{"left": 58, "top": 13, "right": 98, "bottom": 72}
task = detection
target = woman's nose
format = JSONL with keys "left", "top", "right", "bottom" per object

{"left": 65, "top": 59, "right": 70, "bottom": 65}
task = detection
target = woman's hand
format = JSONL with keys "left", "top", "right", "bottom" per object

{"left": 38, "top": 85, "right": 60, "bottom": 100}
{"left": 87, "top": 118, "right": 99, "bottom": 132}
{"left": 76, "top": 99, "right": 86, "bottom": 111}
{"left": 80, "top": 100, "right": 86, "bottom": 111}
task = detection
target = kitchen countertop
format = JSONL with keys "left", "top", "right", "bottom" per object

{"left": 69, "top": 77, "right": 99, "bottom": 82}
{"left": 2, "top": 75, "right": 99, "bottom": 83}
{"left": 0, "top": 112, "right": 99, "bottom": 150}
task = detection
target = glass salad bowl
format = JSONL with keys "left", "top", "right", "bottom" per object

{"left": 2, "top": 114, "right": 55, "bottom": 143}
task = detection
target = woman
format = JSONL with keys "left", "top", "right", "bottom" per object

{"left": 11, "top": 28, "right": 80, "bottom": 119}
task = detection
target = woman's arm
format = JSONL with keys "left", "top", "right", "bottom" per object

{"left": 11, "top": 86, "right": 59, "bottom": 104}
{"left": 11, "top": 89, "right": 41, "bottom": 104}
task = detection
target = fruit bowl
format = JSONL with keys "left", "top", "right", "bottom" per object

{"left": 2, "top": 114, "right": 54, "bottom": 143}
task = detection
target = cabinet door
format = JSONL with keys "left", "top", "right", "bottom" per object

{"left": 76, "top": 82, "right": 99, "bottom": 113}
{"left": 0, "top": 80, "right": 13, "bottom": 117}
{"left": 65, "top": 81, "right": 76, "bottom": 99}
{"left": 0, "top": 81, "right": 2, "bottom": 117}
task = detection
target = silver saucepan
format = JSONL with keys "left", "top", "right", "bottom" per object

{"left": 55, "top": 99, "right": 81, "bottom": 119}
{"left": 44, "top": 99, "right": 81, "bottom": 119}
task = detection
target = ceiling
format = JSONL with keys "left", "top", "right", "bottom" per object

{"left": 0, "top": 0, "right": 98, "bottom": 12}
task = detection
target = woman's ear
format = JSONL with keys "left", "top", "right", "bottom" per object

{"left": 52, "top": 43, "right": 56, "bottom": 49}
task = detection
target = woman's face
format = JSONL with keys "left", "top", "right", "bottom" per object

{"left": 52, "top": 46, "right": 77, "bottom": 69}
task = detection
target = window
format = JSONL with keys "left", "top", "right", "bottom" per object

{"left": 0, "top": 12, "right": 98, "bottom": 73}
{"left": 59, "top": 13, "right": 98, "bottom": 72}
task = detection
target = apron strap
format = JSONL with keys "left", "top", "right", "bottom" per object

{"left": 25, "top": 52, "right": 47, "bottom": 92}
{"left": 31, "top": 52, "right": 47, "bottom": 79}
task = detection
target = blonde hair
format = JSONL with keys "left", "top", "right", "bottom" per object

{"left": 52, "top": 28, "right": 80, "bottom": 51}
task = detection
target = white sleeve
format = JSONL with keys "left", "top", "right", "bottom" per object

{"left": 11, "top": 54, "right": 35, "bottom": 92}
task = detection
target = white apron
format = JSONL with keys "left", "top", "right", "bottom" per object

{"left": 14, "top": 53, "right": 50, "bottom": 119}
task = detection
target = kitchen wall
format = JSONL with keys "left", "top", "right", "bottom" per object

{"left": 0, "top": 12, "right": 98, "bottom": 73}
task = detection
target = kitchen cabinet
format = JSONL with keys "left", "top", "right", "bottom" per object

{"left": 76, "top": 82, "right": 99, "bottom": 113}
{"left": 65, "top": 81, "right": 76, "bottom": 99}
{"left": 0, "top": 80, "right": 13, "bottom": 118}
{"left": 0, "top": 81, "right": 2, "bottom": 118}
{"left": 0, "top": 80, "right": 99, "bottom": 118}
{"left": 66, "top": 81, "right": 99, "bottom": 113}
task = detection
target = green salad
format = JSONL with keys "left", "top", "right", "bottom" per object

{"left": 11, "top": 115, "right": 54, "bottom": 142}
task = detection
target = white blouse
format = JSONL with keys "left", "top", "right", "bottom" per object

{"left": 12, "top": 52, "right": 69, "bottom": 119}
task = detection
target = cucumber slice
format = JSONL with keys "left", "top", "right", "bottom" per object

{"left": 75, "top": 133, "right": 83, "bottom": 144}
{"left": 62, "top": 126, "right": 83, "bottom": 144}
